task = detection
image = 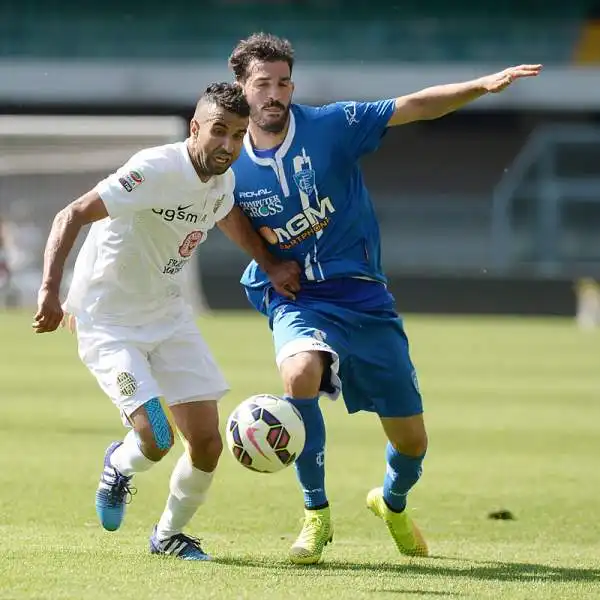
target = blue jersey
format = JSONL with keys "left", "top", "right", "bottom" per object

{"left": 232, "top": 99, "right": 396, "bottom": 310}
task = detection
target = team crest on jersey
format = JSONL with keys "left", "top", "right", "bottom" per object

{"left": 178, "top": 230, "right": 204, "bottom": 258}
{"left": 293, "top": 167, "right": 316, "bottom": 196}
{"left": 212, "top": 194, "right": 225, "bottom": 214}
{"left": 116, "top": 372, "right": 137, "bottom": 397}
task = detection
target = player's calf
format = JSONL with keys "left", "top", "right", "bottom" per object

{"left": 368, "top": 414, "right": 429, "bottom": 556}
{"left": 153, "top": 400, "right": 221, "bottom": 542}
{"left": 96, "top": 398, "right": 174, "bottom": 532}
{"left": 380, "top": 414, "right": 427, "bottom": 513}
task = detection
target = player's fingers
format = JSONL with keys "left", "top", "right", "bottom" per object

{"left": 509, "top": 65, "right": 542, "bottom": 77}
{"left": 277, "top": 284, "right": 296, "bottom": 301}
{"left": 285, "top": 278, "right": 301, "bottom": 293}
{"left": 34, "top": 309, "right": 62, "bottom": 332}
{"left": 48, "top": 316, "right": 61, "bottom": 331}
{"left": 32, "top": 313, "right": 46, "bottom": 329}
{"left": 510, "top": 70, "right": 539, "bottom": 79}
{"left": 507, "top": 64, "right": 542, "bottom": 74}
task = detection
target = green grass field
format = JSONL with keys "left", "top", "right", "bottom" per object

{"left": 1, "top": 310, "right": 599, "bottom": 600}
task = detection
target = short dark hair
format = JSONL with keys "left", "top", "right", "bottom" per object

{"left": 200, "top": 82, "right": 250, "bottom": 118}
{"left": 229, "top": 33, "right": 294, "bottom": 82}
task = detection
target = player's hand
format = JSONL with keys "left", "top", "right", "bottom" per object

{"left": 479, "top": 64, "right": 542, "bottom": 93}
{"left": 264, "top": 259, "right": 301, "bottom": 300}
{"left": 32, "top": 286, "right": 64, "bottom": 333}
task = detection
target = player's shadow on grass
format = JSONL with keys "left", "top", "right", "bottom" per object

{"left": 215, "top": 556, "right": 600, "bottom": 584}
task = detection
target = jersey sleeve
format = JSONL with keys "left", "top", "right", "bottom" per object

{"left": 95, "top": 152, "right": 170, "bottom": 218}
{"left": 323, "top": 99, "right": 396, "bottom": 159}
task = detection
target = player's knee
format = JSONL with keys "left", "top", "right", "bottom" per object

{"left": 136, "top": 427, "right": 174, "bottom": 461}
{"left": 391, "top": 430, "right": 428, "bottom": 458}
{"left": 382, "top": 413, "right": 428, "bottom": 457}
{"left": 187, "top": 429, "right": 223, "bottom": 472}
{"left": 280, "top": 351, "right": 326, "bottom": 398}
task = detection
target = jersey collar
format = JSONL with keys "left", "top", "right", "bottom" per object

{"left": 243, "top": 107, "right": 296, "bottom": 166}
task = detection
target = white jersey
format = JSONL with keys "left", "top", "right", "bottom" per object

{"left": 65, "top": 141, "right": 234, "bottom": 325}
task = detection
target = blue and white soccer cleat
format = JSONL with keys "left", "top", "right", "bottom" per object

{"left": 149, "top": 526, "right": 211, "bottom": 561}
{"left": 95, "top": 441, "right": 136, "bottom": 532}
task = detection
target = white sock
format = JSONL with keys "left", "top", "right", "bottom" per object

{"left": 110, "top": 430, "right": 156, "bottom": 476}
{"left": 155, "top": 453, "right": 214, "bottom": 541}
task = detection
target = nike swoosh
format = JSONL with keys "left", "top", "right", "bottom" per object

{"left": 245, "top": 426, "right": 268, "bottom": 458}
{"left": 177, "top": 204, "right": 193, "bottom": 211}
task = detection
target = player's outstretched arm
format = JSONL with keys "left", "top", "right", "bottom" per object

{"left": 218, "top": 206, "right": 301, "bottom": 300}
{"left": 33, "top": 191, "right": 109, "bottom": 333}
{"left": 387, "top": 64, "right": 542, "bottom": 127}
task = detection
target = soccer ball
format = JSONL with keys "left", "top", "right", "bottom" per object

{"left": 225, "top": 394, "right": 306, "bottom": 473}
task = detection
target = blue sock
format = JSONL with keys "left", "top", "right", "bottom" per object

{"left": 383, "top": 442, "right": 425, "bottom": 513}
{"left": 284, "top": 395, "right": 328, "bottom": 510}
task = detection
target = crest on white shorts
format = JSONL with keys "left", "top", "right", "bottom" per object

{"left": 116, "top": 372, "right": 137, "bottom": 397}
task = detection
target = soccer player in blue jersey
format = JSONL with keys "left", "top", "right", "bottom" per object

{"left": 218, "top": 33, "right": 541, "bottom": 564}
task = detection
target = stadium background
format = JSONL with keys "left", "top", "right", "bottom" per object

{"left": 1, "top": 0, "right": 600, "bottom": 315}
{"left": 2, "top": 5, "right": 600, "bottom": 597}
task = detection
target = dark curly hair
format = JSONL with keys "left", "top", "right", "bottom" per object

{"left": 229, "top": 33, "right": 295, "bottom": 82}
{"left": 201, "top": 82, "right": 250, "bottom": 117}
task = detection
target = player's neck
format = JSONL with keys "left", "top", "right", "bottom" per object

{"left": 185, "top": 139, "right": 212, "bottom": 182}
{"left": 248, "top": 120, "right": 289, "bottom": 151}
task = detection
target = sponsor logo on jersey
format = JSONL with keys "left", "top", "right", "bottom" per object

{"left": 343, "top": 101, "right": 359, "bottom": 126}
{"left": 152, "top": 205, "right": 199, "bottom": 224}
{"left": 162, "top": 257, "right": 188, "bottom": 275}
{"left": 118, "top": 169, "right": 145, "bottom": 192}
{"left": 258, "top": 196, "right": 335, "bottom": 249}
{"left": 252, "top": 148, "right": 335, "bottom": 249}
{"left": 238, "top": 188, "right": 273, "bottom": 198}
{"left": 239, "top": 193, "right": 283, "bottom": 218}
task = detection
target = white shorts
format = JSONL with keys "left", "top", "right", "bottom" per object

{"left": 76, "top": 311, "right": 229, "bottom": 423}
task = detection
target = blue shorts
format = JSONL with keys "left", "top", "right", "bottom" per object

{"left": 246, "top": 287, "right": 423, "bottom": 418}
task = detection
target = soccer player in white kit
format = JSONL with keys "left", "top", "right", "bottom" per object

{"left": 32, "top": 83, "right": 283, "bottom": 560}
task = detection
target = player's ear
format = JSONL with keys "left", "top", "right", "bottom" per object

{"left": 189, "top": 119, "right": 199, "bottom": 138}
